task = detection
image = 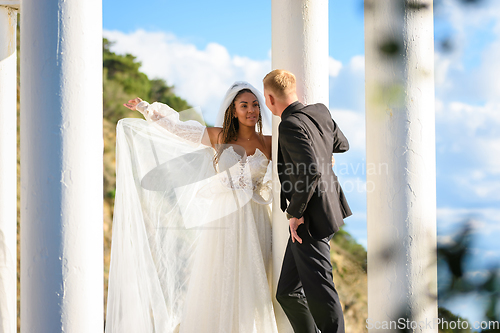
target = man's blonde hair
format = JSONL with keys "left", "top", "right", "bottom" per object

{"left": 263, "top": 69, "right": 296, "bottom": 98}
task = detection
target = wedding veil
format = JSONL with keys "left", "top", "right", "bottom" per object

{"left": 105, "top": 81, "right": 273, "bottom": 333}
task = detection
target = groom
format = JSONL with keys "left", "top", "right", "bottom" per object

{"left": 263, "top": 69, "right": 352, "bottom": 333}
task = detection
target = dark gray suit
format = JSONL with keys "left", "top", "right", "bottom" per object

{"left": 276, "top": 101, "right": 351, "bottom": 333}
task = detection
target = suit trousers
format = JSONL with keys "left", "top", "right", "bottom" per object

{"left": 276, "top": 224, "right": 345, "bottom": 333}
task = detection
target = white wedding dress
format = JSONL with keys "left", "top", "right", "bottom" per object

{"left": 178, "top": 145, "right": 277, "bottom": 333}
{"left": 105, "top": 98, "right": 278, "bottom": 333}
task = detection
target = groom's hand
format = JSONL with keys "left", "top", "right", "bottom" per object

{"left": 289, "top": 216, "right": 304, "bottom": 244}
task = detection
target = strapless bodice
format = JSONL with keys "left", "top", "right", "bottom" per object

{"left": 215, "top": 146, "right": 272, "bottom": 204}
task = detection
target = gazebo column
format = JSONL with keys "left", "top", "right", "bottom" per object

{"left": 271, "top": 0, "right": 329, "bottom": 331}
{"left": 20, "top": 0, "right": 103, "bottom": 332}
{"left": 0, "top": 3, "right": 18, "bottom": 333}
{"left": 365, "top": 0, "right": 438, "bottom": 331}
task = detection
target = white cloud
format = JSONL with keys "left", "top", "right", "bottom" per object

{"left": 455, "top": 173, "right": 500, "bottom": 200}
{"left": 435, "top": 0, "right": 500, "bottom": 102}
{"left": 463, "top": 270, "right": 490, "bottom": 283}
{"left": 329, "top": 108, "right": 365, "bottom": 152}
{"left": 329, "top": 54, "right": 365, "bottom": 113}
{"left": 437, "top": 235, "right": 455, "bottom": 247}
{"left": 436, "top": 99, "right": 500, "bottom": 201}
{"left": 349, "top": 55, "right": 364, "bottom": 73}
{"left": 437, "top": 207, "right": 500, "bottom": 233}
{"left": 471, "top": 39, "right": 500, "bottom": 101}
{"left": 328, "top": 57, "right": 343, "bottom": 77}
{"left": 410, "top": 1, "right": 500, "bottom": 215}
{"left": 104, "top": 29, "right": 271, "bottom": 124}
{"left": 434, "top": 52, "right": 453, "bottom": 90}
{"left": 437, "top": 0, "right": 500, "bottom": 34}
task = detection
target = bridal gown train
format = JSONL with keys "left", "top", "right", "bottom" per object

{"left": 105, "top": 102, "right": 278, "bottom": 333}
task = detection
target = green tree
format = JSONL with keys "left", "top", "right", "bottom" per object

{"left": 102, "top": 38, "right": 191, "bottom": 124}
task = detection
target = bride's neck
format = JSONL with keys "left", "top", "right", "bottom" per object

{"left": 237, "top": 125, "right": 257, "bottom": 140}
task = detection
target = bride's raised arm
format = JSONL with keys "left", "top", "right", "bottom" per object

{"left": 124, "top": 97, "right": 222, "bottom": 147}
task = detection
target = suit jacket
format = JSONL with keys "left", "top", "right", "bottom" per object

{"left": 278, "top": 101, "right": 352, "bottom": 239}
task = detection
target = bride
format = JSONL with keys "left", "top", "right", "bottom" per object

{"left": 105, "top": 82, "right": 279, "bottom": 333}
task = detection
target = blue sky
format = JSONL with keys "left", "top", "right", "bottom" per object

{"left": 103, "top": 0, "right": 500, "bottom": 324}
{"left": 103, "top": 0, "right": 364, "bottom": 62}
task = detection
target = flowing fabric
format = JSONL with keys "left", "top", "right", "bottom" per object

{"left": 106, "top": 83, "right": 278, "bottom": 333}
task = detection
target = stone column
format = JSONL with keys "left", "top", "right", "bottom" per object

{"left": 0, "top": 3, "right": 18, "bottom": 332}
{"left": 365, "top": 0, "right": 438, "bottom": 331}
{"left": 20, "top": 0, "right": 103, "bottom": 331}
{"left": 271, "top": 0, "right": 329, "bottom": 331}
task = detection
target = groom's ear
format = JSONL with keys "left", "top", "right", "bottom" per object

{"left": 268, "top": 93, "right": 275, "bottom": 106}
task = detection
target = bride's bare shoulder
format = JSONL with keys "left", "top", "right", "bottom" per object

{"left": 207, "top": 127, "right": 223, "bottom": 144}
{"left": 207, "top": 127, "right": 223, "bottom": 134}
{"left": 264, "top": 135, "right": 272, "bottom": 145}
{"left": 264, "top": 135, "right": 272, "bottom": 159}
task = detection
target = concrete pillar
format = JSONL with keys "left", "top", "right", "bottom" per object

{"left": 0, "top": 3, "right": 18, "bottom": 332}
{"left": 365, "top": 0, "right": 437, "bottom": 331}
{"left": 271, "top": 0, "right": 329, "bottom": 331}
{"left": 20, "top": 0, "right": 103, "bottom": 332}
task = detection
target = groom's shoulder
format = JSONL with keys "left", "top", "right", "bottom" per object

{"left": 285, "top": 103, "right": 329, "bottom": 125}
{"left": 303, "top": 102, "right": 330, "bottom": 114}
{"left": 278, "top": 113, "right": 305, "bottom": 135}
{"left": 302, "top": 103, "right": 333, "bottom": 124}
{"left": 279, "top": 114, "right": 302, "bottom": 129}
{"left": 280, "top": 102, "right": 329, "bottom": 129}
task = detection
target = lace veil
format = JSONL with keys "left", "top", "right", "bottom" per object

{"left": 105, "top": 82, "right": 273, "bottom": 332}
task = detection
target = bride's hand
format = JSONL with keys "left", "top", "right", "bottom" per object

{"left": 123, "top": 97, "right": 143, "bottom": 111}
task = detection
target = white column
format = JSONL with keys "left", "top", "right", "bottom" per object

{"left": 20, "top": 0, "right": 103, "bottom": 332}
{"left": 271, "top": 0, "right": 329, "bottom": 331}
{"left": 0, "top": 3, "right": 18, "bottom": 333}
{"left": 365, "top": 0, "right": 437, "bottom": 331}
